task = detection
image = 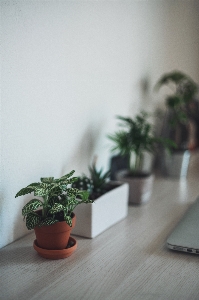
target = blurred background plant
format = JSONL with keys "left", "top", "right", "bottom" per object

{"left": 107, "top": 111, "right": 175, "bottom": 175}
{"left": 155, "top": 70, "right": 199, "bottom": 150}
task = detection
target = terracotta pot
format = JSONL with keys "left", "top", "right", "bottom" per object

{"left": 33, "top": 236, "right": 77, "bottom": 259}
{"left": 34, "top": 213, "right": 76, "bottom": 250}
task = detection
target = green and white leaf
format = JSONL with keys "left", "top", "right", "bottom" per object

{"left": 26, "top": 183, "right": 41, "bottom": 189}
{"left": 66, "top": 198, "right": 80, "bottom": 212}
{"left": 34, "top": 187, "right": 47, "bottom": 197}
{"left": 22, "top": 199, "right": 43, "bottom": 216}
{"left": 17, "top": 169, "right": 95, "bottom": 230}
{"left": 57, "top": 184, "right": 68, "bottom": 192}
{"left": 59, "top": 170, "right": 75, "bottom": 181}
{"left": 67, "top": 188, "right": 79, "bottom": 197}
{"left": 15, "top": 187, "right": 35, "bottom": 198}
{"left": 26, "top": 212, "right": 41, "bottom": 230}
{"left": 49, "top": 185, "right": 62, "bottom": 197}
{"left": 38, "top": 217, "right": 59, "bottom": 227}
{"left": 64, "top": 215, "right": 72, "bottom": 227}
{"left": 66, "top": 177, "right": 79, "bottom": 184}
{"left": 48, "top": 203, "right": 65, "bottom": 214}
{"left": 40, "top": 177, "right": 54, "bottom": 183}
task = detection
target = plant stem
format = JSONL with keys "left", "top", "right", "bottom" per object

{"left": 129, "top": 151, "right": 142, "bottom": 174}
{"left": 42, "top": 195, "right": 48, "bottom": 218}
{"left": 134, "top": 151, "right": 143, "bottom": 174}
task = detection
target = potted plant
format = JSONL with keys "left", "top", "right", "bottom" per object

{"left": 71, "top": 162, "right": 129, "bottom": 238}
{"left": 155, "top": 70, "right": 198, "bottom": 177}
{"left": 107, "top": 111, "right": 174, "bottom": 204}
{"left": 15, "top": 170, "right": 93, "bottom": 259}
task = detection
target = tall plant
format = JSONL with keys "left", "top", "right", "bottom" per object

{"left": 155, "top": 70, "right": 198, "bottom": 128}
{"left": 108, "top": 111, "right": 174, "bottom": 174}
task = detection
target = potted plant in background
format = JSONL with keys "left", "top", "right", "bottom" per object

{"left": 71, "top": 160, "right": 129, "bottom": 238}
{"left": 155, "top": 70, "right": 198, "bottom": 177}
{"left": 107, "top": 111, "right": 174, "bottom": 204}
{"left": 15, "top": 170, "right": 93, "bottom": 259}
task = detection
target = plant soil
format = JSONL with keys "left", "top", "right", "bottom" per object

{"left": 89, "top": 183, "right": 120, "bottom": 200}
{"left": 124, "top": 172, "right": 151, "bottom": 179}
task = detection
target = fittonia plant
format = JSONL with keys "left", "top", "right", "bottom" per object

{"left": 15, "top": 170, "right": 93, "bottom": 230}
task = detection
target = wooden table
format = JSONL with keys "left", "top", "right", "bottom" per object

{"left": 1, "top": 151, "right": 199, "bottom": 300}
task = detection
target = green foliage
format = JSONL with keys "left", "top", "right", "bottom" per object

{"left": 71, "top": 176, "right": 94, "bottom": 195}
{"left": 89, "top": 163, "right": 110, "bottom": 194}
{"left": 25, "top": 212, "right": 43, "bottom": 230}
{"left": 15, "top": 170, "right": 93, "bottom": 230}
{"left": 72, "top": 165, "right": 110, "bottom": 197}
{"left": 108, "top": 111, "right": 175, "bottom": 173}
{"left": 155, "top": 70, "right": 198, "bottom": 127}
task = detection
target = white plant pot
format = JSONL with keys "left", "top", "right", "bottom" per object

{"left": 116, "top": 171, "right": 154, "bottom": 204}
{"left": 72, "top": 182, "right": 129, "bottom": 238}
{"left": 162, "top": 150, "right": 190, "bottom": 178}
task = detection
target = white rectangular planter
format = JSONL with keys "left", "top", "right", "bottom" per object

{"left": 72, "top": 182, "right": 129, "bottom": 238}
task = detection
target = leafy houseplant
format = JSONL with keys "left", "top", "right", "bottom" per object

{"left": 155, "top": 70, "right": 198, "bottom": 150}
{"left": 71, "top": 163, "right": 129, "bottom": 238}
{"left": 107, "top": 111, "right": 174, "bottom": 204}
{"left": 108, "top": 111, "right": 174, "bottom": 175}
{"left": 155, "top": 70, "right": 198, "bottom": 177}
{"left": 15, "top": 170, "right": 93, "bottom": 256}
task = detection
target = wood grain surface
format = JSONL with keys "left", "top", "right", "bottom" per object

{"left": 1, "top": 151, "right": 199, "bottom": 300}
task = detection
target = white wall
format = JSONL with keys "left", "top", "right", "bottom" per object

{"left": 1, "top": 0, "right": 199, "bottom": 248}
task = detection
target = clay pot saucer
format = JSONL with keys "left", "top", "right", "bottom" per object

{"left": 33, "top": 236, "right": 77, "bottom": 260}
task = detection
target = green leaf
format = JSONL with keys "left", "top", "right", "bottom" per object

{"left": 65, "top": 198, "right": 79, "bottom": 211}
{"left": 65, "top": 177, "right": 78, "bottom": 184}
{"left": 64, "top": 215, "right": 72, "bottom": 227}
{"left": 22, "top": 199, "right": 43, "bottom": 216}
{"left": 67, "top": 188, "right": 79, "bottom": 197}
{"left": 166, "top": 95, "right": 182, "bottom": 108}
{"left": 38, "top": 218, "right": 58, "bottom": 227}
{"left": 89, "top": 163, "right": 110, "bottom": 193}
{"left": 34, "top": 187, "right": 47, "bottom": 197}
{"left": 59, "top": 170, "right": 75, "bottom": 181}
{"left": 40, "top": 177, "right": 54, "bottom": 183}
{"left": 26, "top": 212, "right": 41, "bottom": 230}
{"left": 27, "top": 183, "right": 41, "bottom": 188}
{"left": 78, "top": 190, "right": 90, "bottom": 201}
{"left": 15, "top": 187, "right": 35, "bottom": 198}
{"left": 155, "top": 71, "right": 188, "bottom": 88}
{"left": 108, "top": 110, "right": 177, "bottom": 172}
{"left": 48, "top": 203, "right": 65, "bottom": 214}
{"left": 49, "top": 185, "right": 62, "bottom": 197}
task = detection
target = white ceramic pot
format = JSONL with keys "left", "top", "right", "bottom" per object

{"left": 116, "top": 170, "right": 154, "bottom": 204}
{"left": 161, "top": 150, "right": 190, "bottom": 178}
{"left": 72, "top": 182, "right": 129, "bottom": 238}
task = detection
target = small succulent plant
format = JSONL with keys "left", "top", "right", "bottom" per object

{"left": 89, "top": 163, "right": 110, "bottom": 195}
{"left": 72, "top": 163, "right": 111, "bottom": 200}
{"left": 71, "top": 175, "right": 94, "bottom": 195}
